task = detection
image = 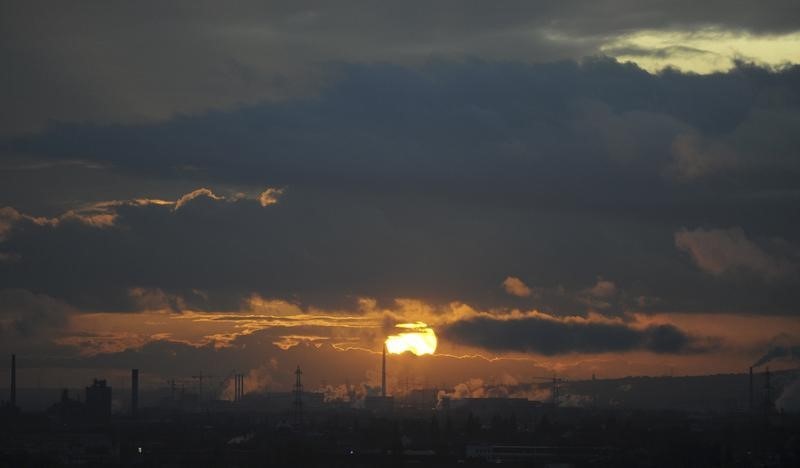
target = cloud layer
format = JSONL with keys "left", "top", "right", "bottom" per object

{"left": 1, "top": 7, "right": 799, "bottom": 379}
{"left": 675, "top": 227, "right": 796, "bottom": 279}
{"left": 3, "top": 1, "right": 800, "bottom": 133}
{"left": 3, "top": 60, "right": 799, "bottom": 318}
{"left": 442, "top": 313, "right": 712, "bottom": 355}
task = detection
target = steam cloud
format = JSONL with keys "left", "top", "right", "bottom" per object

{"left": 752, "top": 345, "right": 800, "bottom": 368}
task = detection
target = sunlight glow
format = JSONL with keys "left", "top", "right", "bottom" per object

{"left": 600, "top": 29, "right": 800, "bottom": 74}
{"left": 385, "top": 322, "right": 438, "bottom": 356}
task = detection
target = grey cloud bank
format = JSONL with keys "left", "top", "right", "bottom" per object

{"left": 3, "top": 1, "right": 799, "bottom": 134}
{"left": 441, "top": 314, "right": 712, "bottom": 355}
{"left": 1, "top": 60, "right": 799, "bottom": 318}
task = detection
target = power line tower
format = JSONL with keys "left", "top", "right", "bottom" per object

{"left": 191, "top": 371, "right": 214, "bottom": 401}
{"left": 552, "top": 375, "right": 560, "bottom": 407}
{"left": 293, "top": 365, "right": 303, "bottom": 427}
{"left": 381, "top": 343, "right": 387, "bottom": 397}
{"left": 531, "top": 374, "right": 565, "bottom": 408}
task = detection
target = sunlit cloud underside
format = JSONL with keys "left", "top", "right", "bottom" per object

{"left": 600, "top": 29, "right": 800, "bottom": 73}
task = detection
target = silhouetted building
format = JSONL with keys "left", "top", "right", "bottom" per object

{"left": 403, "top": 388, "right": 438, "bottom": 410}
{"left": 244, "top": 391, "right": 325, "bottom": 412}
{"left": 450, "top": 397, "right": 534, "bottom": 419}
{"left": 48, "top": 388, "right": 84, "bottom": 422}
{"left": 365, "top": 395, "right": 394, "bottom": 414}
{"left": 85, "top": 379, "right": 111, "bottom": 421}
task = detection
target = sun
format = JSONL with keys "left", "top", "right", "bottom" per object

{"left": 385, "top": 322, "right": 438, "bottom": 356}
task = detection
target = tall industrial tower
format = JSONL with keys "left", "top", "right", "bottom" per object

{"left": 552, "top": 375, "right": 561, "bottom": 407}
{"left": 381, "top": 343, "right": 387, "bottom": 397}
{"left": 233, "top": 374, "right": 245, "bottom": 402}
{"left": 293, "top": 365, "right": 303, "bottom": 426}
{"left": 764, "top": 366, "right": 773, "bottom": 414}
{"left": 10, "top": 354, "right": 16, "bottom": 409}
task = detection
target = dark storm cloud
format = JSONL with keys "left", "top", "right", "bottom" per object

{"left": 1, "top": 180, "right": 796, "bottom": 316}
{"left": 2, "top": 1, "right": 799, "bottom": 134}
{"left": 10, "top": 60, "right": 800, "bottom": 194}
{"left": 0, "top": 188, "right": 444, "bottom": 311}
{"left": 1, "top": 60, "right": 800, "bottom": 316}
{"left": 441, "top": 315, "right": 712, "bottom": 355}
{"left": 8, "top": 59, "right": 800, "bottom": 242}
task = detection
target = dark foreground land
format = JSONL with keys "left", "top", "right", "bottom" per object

{"left": 1, "top": 403, "right": 799, "bottom": 467}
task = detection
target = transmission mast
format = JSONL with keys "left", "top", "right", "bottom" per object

{"left": 293, "top": 365, "right": 303, "bottom": 427}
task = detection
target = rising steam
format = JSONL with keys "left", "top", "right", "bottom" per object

{"left": 752, "top": 344, "right": 800, "bottom": 367}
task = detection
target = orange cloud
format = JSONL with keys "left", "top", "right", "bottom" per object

{"left": 173, "top": 187, "right": 223, "bottom": 210}
{"left": 258, "top": 187, "right": 285, "bottom": 207}
{"left": 46, "top": 294, "right": 800, "bottom": 385}
{"left": 502, "top": 276, "right": 532, "bottom": 297}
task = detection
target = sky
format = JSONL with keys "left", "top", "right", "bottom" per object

{"left": 1, "top": 1, "right": 800, "bottom": 399}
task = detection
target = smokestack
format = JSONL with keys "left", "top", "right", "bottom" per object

{"left": 381, "top": 343, "right": 387, "bottom": 397}
{"left": 749, "top": 366, "right": 753, "bottom": 411}
{"left": 764, "top": 366, "right": 772, "bottom": 414}
{"left": 131, "top": 369, "right": 139, "bottom": 417}
{"left": 10, "top": 354, "right": 16, "bottom": 408}
{"left": 234, "top": 374, "right": 244, "bottom": 402}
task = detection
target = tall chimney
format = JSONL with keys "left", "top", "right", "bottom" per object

{"left": 10, "top": 354, "right": 16, "bottom": 408}
{"left": 749, "top": 366, "right": 753, "bottom": 411}
{"left": 764, "top": 366, "right": 772, "bottom": 413}
{"left": 131, "top": 369, "right": 139, "bottom": 417}
{"left": 381, "top": 343, "right": 387, "bottom": 397}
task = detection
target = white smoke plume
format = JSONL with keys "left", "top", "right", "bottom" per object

{"left": 776, "top": 378, "right": 800, "bottom": 413}
{"left": 219, "top": 359, "right": 278, "bottom": 400}
{"left": 437, "top": 375, "right": 552, "bottom": 402}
